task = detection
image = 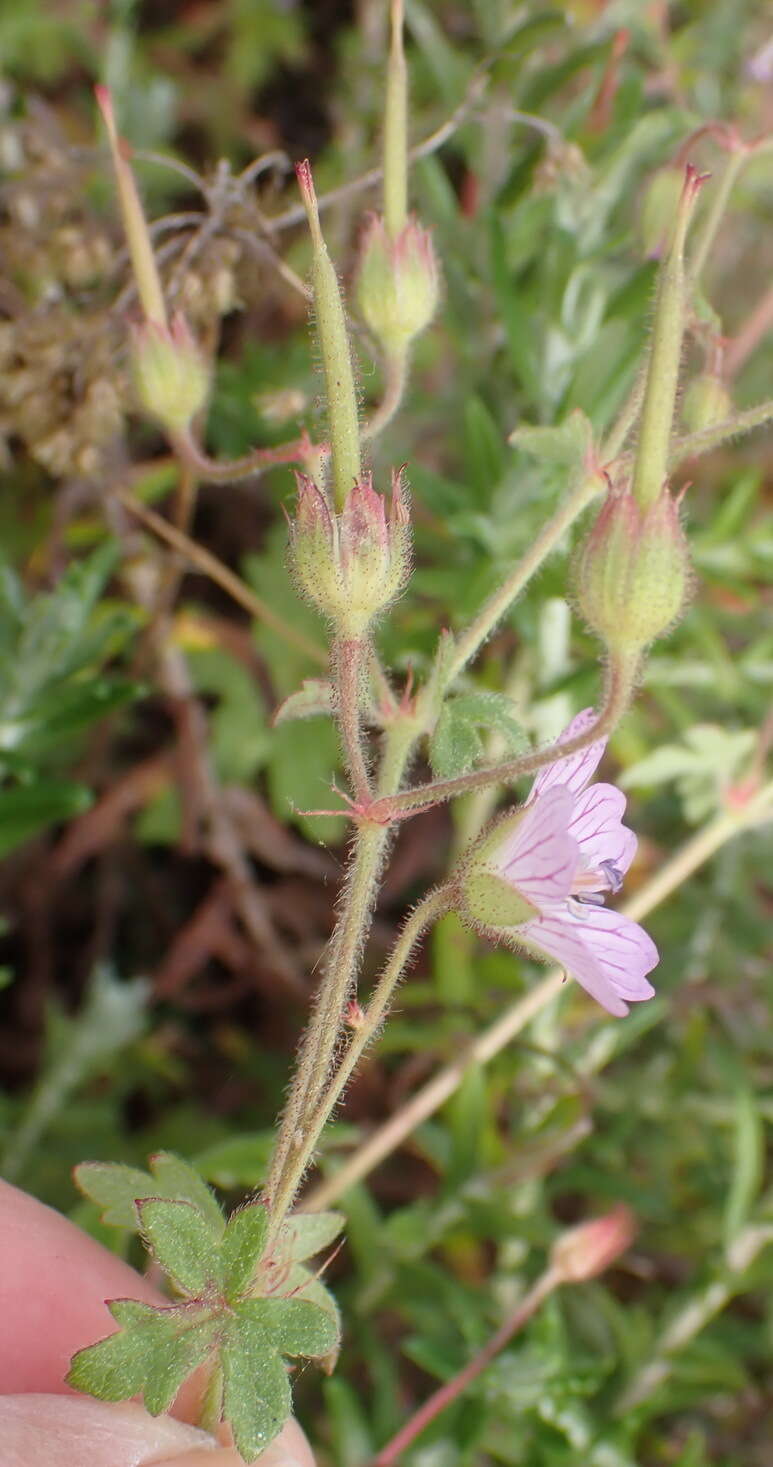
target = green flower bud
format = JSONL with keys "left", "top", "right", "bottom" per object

{"left": 289, "top": 469, "right": 411, "bottom": 636}
{"left": 130, "top": 314, "right": 209, "bottom": 435}
{"left": 638, "top": 166, "right": 686, "bottom": 258}
{"left": 681, "top": 372, "right": 733, "bottom": 433}
{"left": 574, "top": 485, "right": 690, "bottom": 653}
{"left": 354, "top": 213, "right": 439, "bottom": 354}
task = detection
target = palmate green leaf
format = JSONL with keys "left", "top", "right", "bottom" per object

{"left": 222, "top": 1298, "right": 339, "bottom": 1461}
{"left": 221, "top": 1202, "right": 269, "bottom": 1302}
{"left": 74, "top": 1151, "right": 224, "bottom": 1235}
{"left": 137, "top": 1199, "right": 223, "bottom": 1297}
{"left": 67, "top": 1299, "right": 219, "bottom": 1416}
{"left": 430, "top": 691, "right": 527, "bottom": 779}
{"left": 509, "top": 407, "right": 593, "bottom": 477}
{"left": 281, "top": 1210, "right": 345, "bottom": 1263}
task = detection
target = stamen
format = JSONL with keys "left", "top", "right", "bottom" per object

{"left": 574, "top": 892, "right": 606, "bottom": 908}
{"left": 600, "top": 859, "right": 623, "bottom": 893}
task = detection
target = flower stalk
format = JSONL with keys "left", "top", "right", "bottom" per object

{"left": 384, "top": 0, "right": 408, "bottom": 240}
{"left": 631, "top": 165, "right": 706, "bottom": 510}
{"left": 269, "top": 887, "right": 448, "bottom": 1228}
{"left": 370, "top": 651, "right": 638, "bottom": 822}
{"left": 334, "top": 637, "right": 372, "bottom": 805}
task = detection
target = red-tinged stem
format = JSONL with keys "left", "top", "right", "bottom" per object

{"left": 369, "top": 654, "right": 636, "bottom": 822}
{"left": 172, "top": 428, "right": 319, "bottom": 484}
{"left": 371, "top": 1268, "right": 560, "bottom": 1466}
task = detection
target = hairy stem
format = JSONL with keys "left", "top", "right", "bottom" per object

{"left": 374, "top": 653, "right": 635, "bottom": 820}
{"left": 306, "top": 778, "right": 773, "bottom": 1210}
{"left": 439, "top": 473, "right": 603, "bottom": 690}
{"left": 670, "top": 398, "right": 773, "bottom": 467}
{"left": 172, "top": 427, "right": 317, "bottom": 484}
{"left": 271, "top": 888, "right": 448, "bottom": 1222}
{"left": 362, "top": 347, "right": 409, "bottom": 442}
{"left": 371, "top": 1269, "right": 560, "bottom": 1465}
{"left": 264, "top": 721, "right": 417, "bottom": 1232}
{"left": 335, "top": 637, "right": 372, "bottom": 804}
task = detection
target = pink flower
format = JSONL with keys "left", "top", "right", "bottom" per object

{"left": 482, "top": 710, "right": 658, "bottom": 1017}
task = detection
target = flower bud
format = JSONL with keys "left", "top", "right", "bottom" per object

{"left": 130, "top": 313, "right": 209, "bottom": 435}
{"left": 550, "top": 1206, "right": 636, "bottom": 1283}
{"left": 289, "top": 469, "right": 411, "bottom": 636}
{"left": 681, "top": 372, "right": 733, "bottom": 434}
{"left": 354, "top": 213, "right": 439, "bottom": 354}
{"left": 574, "top": 484, "right": 690, "bottom": 653}
{"left": 638, "top": 166, "right": 685, "bottom": 258}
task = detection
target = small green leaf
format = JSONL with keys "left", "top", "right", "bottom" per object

{"left": 237, "top": 1296, "right": 339, "bottom": 1358}
{"left": 221, "top": 1315, "right": 293, "bottom": 1460}
{"left": 430, "top": 702, "right": 482, "bottom": 778}
{"left": 280, "top": 1210, "right": 345, "bottom": 1262}
{"left": 68, "top": 1299, "right": 218, "bottom": 1416}
{"left": 67, "top": 1314, "right": 150, "bottom": 1402}
{"left": 509, "top": 407, "right": 593, "bottom": 473}
{"left": 74, "top": 1151, "right": 224, "bottom": 1237}
{"left": 74, "top": 1161, "right": 159, "bottom": 1228}
{"left": 149, "top": 1153, "right": 225, "bottom": 1239}
{"left": 273, "top": 679, "right": 336, "bottom": 725}
{"left": 281, "top": 1263, "right": 341, "bottom": 1334}
{"left": 137, "top": 1199, "right": 223, "bottom": 1297}
{"left": 221, "top": 1202, "right": 269, "bottom": 1301}
{"left": 430, "top": 691, "right": 527, "bottom": 779}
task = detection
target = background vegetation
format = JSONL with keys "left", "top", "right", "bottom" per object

{"left": 1, "top": 2, "right": 772, "bottom": 1463}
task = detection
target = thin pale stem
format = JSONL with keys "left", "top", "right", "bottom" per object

{"left": 115, "top": 486, "right": 328, "bottom": 667}
{"left": 267, "top": 66, "right": 490, "bottom": 233}
{"left": 371, "top": 1268, "right": 560, "bottom": 1465}
{"left": 440, "top": 473, "right": 603, "bottom": 690}
{"left": 689, "top": 147, "right": 747, "bottom": 286}
{"left": 335, "top": 637, "right": 372, "bottom": 804}
{"left": 631, "top": 168, "right": 702, "bottom": 510}
{"left": 361, "top": 348, "right": 409, "bottom": 442}
{"left": 384, "top": 0, "right": 408, "bottom": 239}
{"left": 616, "top": 1208, "right": 773, "bottom": 1411}
{"left": 669, "top": 398, "right": 773, "bottom": 467}
{"left": 197, "top": 1361, "right": 224, "bottom": 1437}
{"left": 305, "top": 779, "right": 773, "bottom": 1209}
{"left": 272, "top": 888, "right": 447, "bottom": 1223}
{"left": 725, "top": 282, "right": 773, "bottom": 378}
{"left": 373, "top": 653, "right": 635, "bottom": 821}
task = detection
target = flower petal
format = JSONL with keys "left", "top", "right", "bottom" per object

{"left": 530, "top": 708, "right": 607, "bottom": 800}
{"left": 568, "top": 782, "right": 637, "bottom": 876}
{"left": 521, "top": 903, "right": 658, "bottom": 1017}
{"left": 494, "top": 786, "right": 578, "bottom": 907}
